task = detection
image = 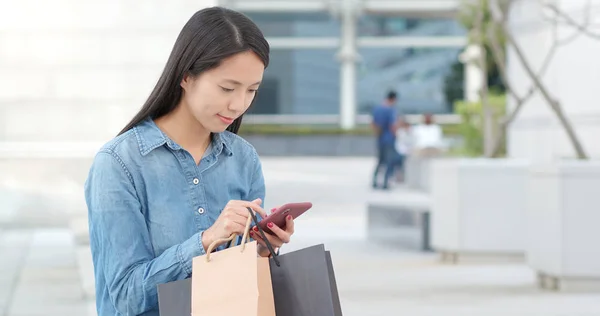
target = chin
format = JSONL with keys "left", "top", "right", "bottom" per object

{"left": 212, "top": 127, "right": 229, "bottom": 133}
{"left": 209, "top": 123, "right": 230, "bottom": 133}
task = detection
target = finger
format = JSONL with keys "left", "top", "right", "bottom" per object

{"left": 242, "top": 201, "right": 267, "bottom": 218}
{"left": 259, "top": 230, "right": 284, "bottom": 248}
{"left": 228, "top": 206, "right": 265, "bottom": 231}
{"left": 249, "top": 231, "right": 266, "bottom": 245}
{"left": 228, "top": 205, "right": 254, "bottom": 218}
{"left": 226, "top": 221, "right": 247, "bottom": 236}
{"left": 251, "top": 198, "right": 262, "bottom": 206}
{"left": 285, "top": 214, "right": 295, "bottom": 234}
{"left": 251, "top": 226, "right": 283, "bottom": 247}
{"left": 265, "top": 222, "right": 290, "bottom": 244}
{"left": 224, "top": 213, "right": 251, "bottom": 234}
{"left": 265, "top": 232, "right": 284, "bottom": 248}
{"left": 250, "top": 232, "right": 279, "bottom": 257}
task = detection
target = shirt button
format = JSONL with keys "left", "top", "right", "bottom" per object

{"left": 193, "top": 178, "right": 199, "bottom": 185}
{"left": 198, "top": 207, "right": 205, "bottom": 214}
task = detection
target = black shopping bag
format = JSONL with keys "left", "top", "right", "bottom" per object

{"left": 157, "top": 278, "right": 191, "bottom": 316}
{"left": 245, "top": 208, "right": 343, "bottom": 316}
{"left": 268, "top": 244, "right": 343, "bottom": 316}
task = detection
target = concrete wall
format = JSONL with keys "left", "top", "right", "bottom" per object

{"left": 0, "top": 0, "right": 218, "bottom": 144}
{"left": 506, "top": 0, "right": 600, "bottom": 161}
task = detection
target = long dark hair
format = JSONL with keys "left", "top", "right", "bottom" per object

{"left": 118, "top": 7, "right": 270, "bottom": 135}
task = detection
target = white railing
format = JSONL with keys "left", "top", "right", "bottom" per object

{"left": 223, "top": 0, "right": 462, "bottom": 14}
{"left": 265, "top": 36, "right": 466, "bottom": 49}
{"left": 243, "top": 114, "right": 461, "bottom": 125}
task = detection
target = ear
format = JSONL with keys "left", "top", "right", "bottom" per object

{"left": 180, "top": 73, "right": 193, "bottom": 90}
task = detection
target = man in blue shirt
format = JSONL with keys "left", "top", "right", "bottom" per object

{"left": 371, "top": 90, "right": 399, "bottom": 190}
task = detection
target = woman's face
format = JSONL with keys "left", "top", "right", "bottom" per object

{"left": 180, "top": 50, "right": 265, "bottom": 133}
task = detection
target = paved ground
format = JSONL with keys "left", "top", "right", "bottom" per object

{"left": 2, "top": 157, "right": 600, "bottom": 316}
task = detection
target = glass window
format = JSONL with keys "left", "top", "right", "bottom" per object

{"left": 357, "top": 47, "right": 463, "bottom": 115}
{"left": 358, "top": 15, "right": 467, "bottom": 37}
{"left": 248, "top": 49, "right": 340, "bottom": 115}
{"left": 242, "top": 12, "right": 340, "bottom": 37}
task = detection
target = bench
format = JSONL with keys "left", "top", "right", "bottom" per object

{"left": 366, "top": 188, "right": 432, "bottom": 252}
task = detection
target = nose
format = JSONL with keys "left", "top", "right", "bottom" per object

{"left": 228, "top": 91, "right": 250, "bottom": 113}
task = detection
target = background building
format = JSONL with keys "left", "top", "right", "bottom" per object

{"left": 0, "top": 0, "right": 465, "bottom": 146}
{"left": 227, "top": 0, "right": 467, "bottom": 128}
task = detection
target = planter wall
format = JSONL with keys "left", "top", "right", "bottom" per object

{"left": 527, "top": 161, "right": 600, "bottom": 291}
{"left": 242, "top": 134, "right": 375, "bottom": 156}
{"left": 404, "top": 149, "right": 444, "bottom": 192}
{"left": 430, "top": 158, "right": 529, "bottom": 260}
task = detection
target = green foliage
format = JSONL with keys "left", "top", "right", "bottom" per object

{"left": 453, "top": 93, "right": 506, "bottom": 156}
{"left": 442, "top": 0, "right": 507, "bottom": 108}
{"left": 443, "top": 60, "right": 465, "bottom": 113}
{"left": 458, "top": 0, "right": 507, "bottom": 75}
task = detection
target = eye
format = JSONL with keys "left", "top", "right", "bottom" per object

{"left": 248, "top": 89, "right": 258, "bottom": 93}
{"left": 220, "top": 86, "right": 234, "bottom": 92}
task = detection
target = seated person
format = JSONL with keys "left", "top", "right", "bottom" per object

{"left": 411, "top": 113, "right": 444, "bottom": 157}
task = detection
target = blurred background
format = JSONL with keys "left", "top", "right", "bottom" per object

{"left": 1, "top": 0, "right": 600, "bottom": 315}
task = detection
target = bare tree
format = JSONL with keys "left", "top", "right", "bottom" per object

{"left": 473, "top": 0, "right": 495, "bottom": 157}
{"left": 486, "top": 0, "right": 591, "bottom": 159}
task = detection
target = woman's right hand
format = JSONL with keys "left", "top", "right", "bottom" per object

{"left": 201, "top": 198, "right": 266, "bottom": 251}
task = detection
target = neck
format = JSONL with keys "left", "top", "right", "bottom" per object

{"left": 154, "top": 103, "right": 211, "bottom": 152}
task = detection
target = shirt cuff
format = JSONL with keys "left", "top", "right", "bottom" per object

{"left": 177, "top": 231, "right": 207, "bottom": 276}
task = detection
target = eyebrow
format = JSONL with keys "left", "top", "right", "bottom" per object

{"left": 223, "top": 79, "right": 261, "bottom": 86}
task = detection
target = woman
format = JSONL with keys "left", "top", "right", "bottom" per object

{"left": 84, "top": 7, "right": 295, "bottom": 316}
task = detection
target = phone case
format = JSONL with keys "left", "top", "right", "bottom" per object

{"left": 258, "top": 202, "right": 313, "bottom": 234}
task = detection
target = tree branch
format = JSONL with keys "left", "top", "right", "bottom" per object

{"left": 489, "top": 0, "right": 588, "bottom": 159}
{"left": 475, "top": 0, "right": 494, "bottom": 157}
{"left": 487, "top": 14, "right": 555, "bottom": 157}
{"left": 543, "top": 1, "right": 600, "bottom": 40}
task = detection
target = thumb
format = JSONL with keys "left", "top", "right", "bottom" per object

{"left": 252, "top": 198, "right": 262, "bottom": 205}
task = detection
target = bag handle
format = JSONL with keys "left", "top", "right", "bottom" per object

{"left": 204, "top": 207, "right": 280, "bottom": 265}
{"left": 247, "top": 207, "right": 280, "bottom": 267}
{"left": 205, "top": 212, "right": 253, "bottom": 262}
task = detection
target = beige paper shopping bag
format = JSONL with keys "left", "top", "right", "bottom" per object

{"left": 191, "top": 214, "right": 276, "bottom": 316}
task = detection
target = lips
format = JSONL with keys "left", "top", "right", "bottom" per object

{"left": 217, "top": 114, "right": 234, "bottom": 125}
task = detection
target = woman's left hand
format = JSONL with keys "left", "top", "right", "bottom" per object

{"left": 250, "top": 214, "right": 294, "bottom": 257}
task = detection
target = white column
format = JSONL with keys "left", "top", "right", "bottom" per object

{"left": 459, "top": 44, "right": 483, "bottom": 103}
{"left": 337, "top": 1, "right": 360, "bottom": 130}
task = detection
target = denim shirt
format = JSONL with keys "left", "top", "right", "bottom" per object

{"left": 84, "top": 118, "right": 266, "bottom": 316}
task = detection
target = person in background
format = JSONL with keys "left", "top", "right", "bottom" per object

{"left": 393, "top": 117, "right": 412, "bottom": 182}
{"left": 412, "top": 113, "right": 444, "bottom": 157}
{"left": 371, "top": 90, "right": 399, "bottom": 190}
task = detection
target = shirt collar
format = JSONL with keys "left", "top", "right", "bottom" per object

{"left": 133, "top": 118, "right": 233, "bottom": 157}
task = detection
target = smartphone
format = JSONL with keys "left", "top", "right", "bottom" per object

{"left": 257, "top": 202, "right": 313, "bottom": 235}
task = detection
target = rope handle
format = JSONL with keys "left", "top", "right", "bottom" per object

{"left": 204, "top": 207, "right": 281, "bottom": 265}
{"left": 205, "top": 212, "right": 253, "bottom": 262}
